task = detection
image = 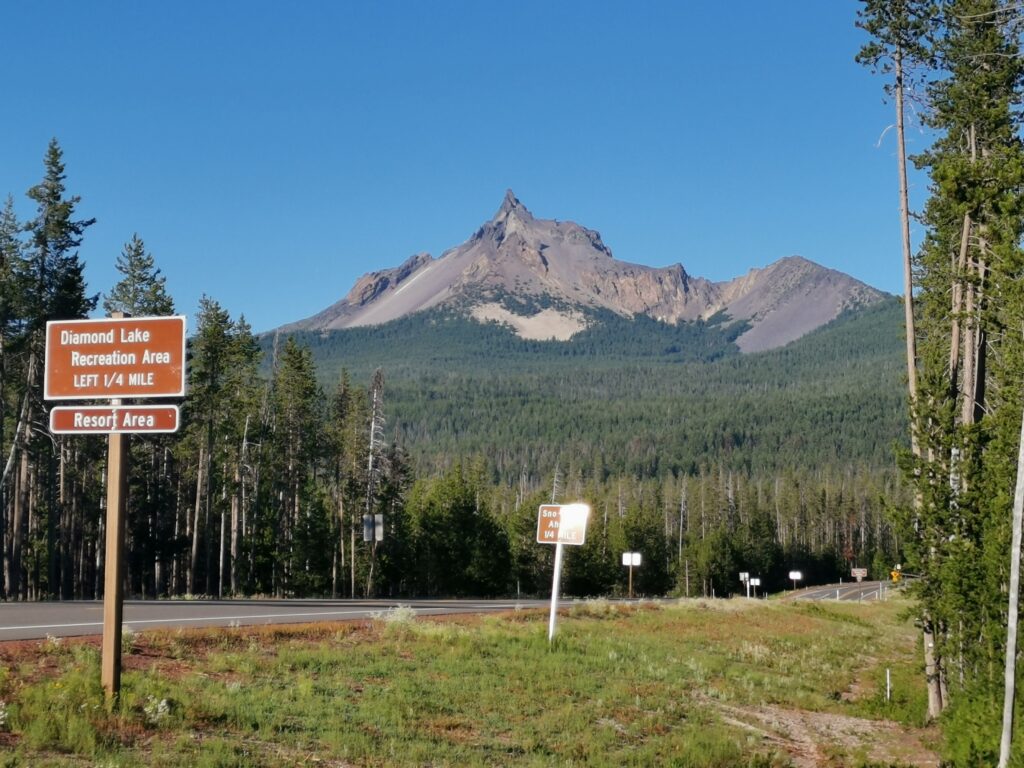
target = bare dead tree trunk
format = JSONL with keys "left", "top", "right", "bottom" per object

{"left": 895, "top": 47, "right": 948, "bottom": 721}
{"left": 950, "top": 213, "right": 971, "bottom": 387}
{"left": 230, "top": 463, "right": 240, "bottom": 596}
{"left": 960, "top": 276, "right": 977, "bottom": 427}
{"left": 59, "top": 441, "right": 72, "bottom": 599}
{"left": 218, "top": 470, "right": 227, "bottom": 598}
{"left": 188, "top": 446, "right": 205, "bottom": 594}
{"left": 999, "top": 374, "right": 1024, "bottom": 767}
{"left": 230, "top": 417, "right": 248, "bottom": 596}
{"left": 364, "top": 370, "right": 385, "bottom": 598}
{"left": 897, "top": 53, "right": 921, "bottom": 417}
{"left": 4, "top": 354, "right": 36, "bottom": 600}
{"left": 10, "top": 450, "right": 27, "bottom": 601}
{"left": 203, "top": 439, "right": 213, "bottom": 595}
{"left": 335, "top": 493, "right": 345, "bottom": 598}
{"left": 26, "top": 455, "right": 37, "bottom": 599}
{"left": 678, "top": 483, "right": 686, "bottom": 566}
{"left": 172, "top": 472, "right": 183, "bottom": 595}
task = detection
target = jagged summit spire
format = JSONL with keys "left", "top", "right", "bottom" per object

{"left": 493, "top": 189, "right": 533, "bottom": 223}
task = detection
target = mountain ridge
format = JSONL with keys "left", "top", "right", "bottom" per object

{"left": 279, "top": 191, "right": 887, "bottom": 352}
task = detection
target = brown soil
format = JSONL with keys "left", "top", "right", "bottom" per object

{"left": 712, "top": 699, "right": 941, "bottom": 767}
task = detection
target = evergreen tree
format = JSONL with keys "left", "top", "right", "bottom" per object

{"left": 897, "top": 0, "right": 1024, "bottom": 728}
{"left": 183, "top": 297, "right": 262, "bottom": 595}
{"left": 270, "top": 337, "right": 325, "bottom": 595}
{"left": 0, "top": 196, "right": 24, "bottom": 599}
{"left": 102, "top": 233, "right": 177, "bottom": 595}
{"left": 22, "top": 138, "right": 97, "bottom": 328}
{"left": 373, "top": 442, "right": 414, "bottom": 596}
{"left": 103, "top": 234, "right": 174, "bottom": 317}
{"left": 7, "top": 140, "right": 97, "bottom": 600}
{"left": 407, "top": 465, "right": 510, "bottom": 597}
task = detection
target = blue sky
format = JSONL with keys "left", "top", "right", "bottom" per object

{"left": 2, "top": 1, "right": 924, "bottom": 333}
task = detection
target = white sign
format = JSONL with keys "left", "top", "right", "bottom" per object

{"left": 749, "top": 578, "right": 761, "bottom": 587}
{"left": 622, "top": 552, "right": 642, "bottom": 566}
{"left": 788, "top": 571, "right": 803, "bottom": 581}
{"left": 739, "top": 572, "right": 750, "bottom": 581}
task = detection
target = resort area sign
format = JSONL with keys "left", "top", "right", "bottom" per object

{"left": 43, "top": 313, "right": 187, "bottom": 702}
{"left": 49, "top": 404, "right": 181, "bottom": 434}
{"left": 44, "top": 316, "right": 187, "bottom": 400}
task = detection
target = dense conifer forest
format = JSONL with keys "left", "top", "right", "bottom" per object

{"left": 0, "top": 140, "right": 908, "bottom": 612}
{"left": 280, "top": 298, "right": 906, "bottom": 481}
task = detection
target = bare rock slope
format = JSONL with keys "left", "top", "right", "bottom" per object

{"left": 282, "top": 191, "right": 886, "bottom": 352}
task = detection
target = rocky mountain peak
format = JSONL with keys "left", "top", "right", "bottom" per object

{"left": 278, "top": 193, "right": 887, "bottom": 352}
{"left": 494, "top": 189, "right": 533, "bottom": 222}
{"left": 472, "top": 189, "right": 536, "bottom": 247}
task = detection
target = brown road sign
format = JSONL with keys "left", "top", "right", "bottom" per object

{"left": 536, "top": 503, "right": 590, "bottom": 546}
{"left": 45, "top": 316, "right": 186, "bottom": 400}
{"left": 50, "top": 405, "right": 180, "bottom": 434}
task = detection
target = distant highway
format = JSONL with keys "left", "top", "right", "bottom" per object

{"left": 0, "top": 586, "right": 901, "bottom": 642}
{"left": 792, "top": 580, "right": 893, "bottom": 602}
{"left": 0, "top": 598, "right": 553, "bottom": 642}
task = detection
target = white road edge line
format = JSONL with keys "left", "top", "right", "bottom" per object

{"left": 1, "top": 604, "right": 528, "bottom": 634}
{"left": 2, "top": 609, "right": 381, "bottom": 633}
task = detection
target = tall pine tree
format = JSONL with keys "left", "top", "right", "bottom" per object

{"left": 894, "top": 0, "right": 1024, "bottom": 736}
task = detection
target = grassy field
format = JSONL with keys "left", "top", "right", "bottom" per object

{"left": 0, "top": 597, "right": 939, "bottom": 767}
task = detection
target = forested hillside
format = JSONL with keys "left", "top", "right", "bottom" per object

{"left": 275, "top": 298, "right": 907, "bottom": 481}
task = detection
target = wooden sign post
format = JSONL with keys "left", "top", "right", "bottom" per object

{"left": 102, "top": 422, "right": 128, "bottom": 697}
{"left": 45, "top": 314, "right": 186, "bottom": 702}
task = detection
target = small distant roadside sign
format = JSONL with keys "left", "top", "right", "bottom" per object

{"left": 851, "top": 567, "right": 868, "bottom": 582}
{"left": 50, "top": 405, "right": 180, "bottom": 434}
{"left": 44, "top": 316, "right": 186, "bottom": 400}
{"left": 536, "top": 504, "right": 590, "bottom": 546}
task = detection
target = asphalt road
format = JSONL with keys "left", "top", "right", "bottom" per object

{"left": 0, "top": 598, "right": 554, "bottom": 642}
{"left": 792, "top": 580, "right": 894, "bottom": 602}
{"left": 0, "top": 585, "right": 902, "bottom": 642}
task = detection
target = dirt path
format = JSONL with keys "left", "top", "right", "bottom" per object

{"left": 711, "top": 700, "right": 940, "bottom": 767}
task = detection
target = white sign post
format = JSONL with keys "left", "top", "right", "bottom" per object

{"left": 788, "top": 570, "right": 803, "bottom": 592}
{"left": 622, "top": 552, "right": 642, "bottom": 599}
{"left": 739, "top": 571, "right": 750, "bottom": 599}
{"left": 537, "top": 504, "right": 590, "bottom": 643}
{"left": 750, "top": 577, "right": 761, "bottom": 598}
